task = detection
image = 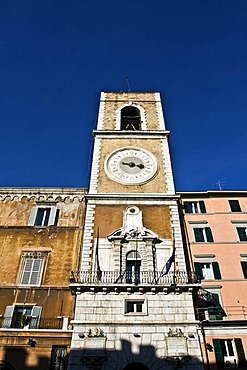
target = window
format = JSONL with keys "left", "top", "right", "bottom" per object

{"left": 194, "top": 262, "right": 221, "bottom": 280}
{"left": 126, "top": 251, "right": 141, "bottom": 284}
{"left": 49, "top": 346, "right": 67, "bottom": 370}
{"left": 2, "top": 305, "right": 42, "bottom": 328}
{"left": 125, "top": 300, "right": 146, "bottom": 315}
{"left": 229, "top": 200, "right": 241, "bottom": 212}
{"left": 236, "top": 227, "right": 247, "bottom": 241}
{"left": 184, "top": 201, "right": 206, "bottom": 214}
{"left": 28, "top": 206, "right": 58, "bottom": 226}
{"left": 126, "top": 301, "right": 144, "bottom": 313}
{"left": 241, "top": 261, "right": 247, "bottom": 279}
{"left": 120, "top": 106, "right": 141, "bottom": 130}
{"left": 193, "top": 227, "right": 214, "bottom": 242}
{"left": 213, "top": 338, "right": 247, "bottom": 368}
{"left": 195, "top": 289, "right": 226, "bottom": 321}
{"left": 20, "top": 258, "right": 43, "bottom": 285}
{"left": 19, "top": 251, "right": 47, "bottom": 286}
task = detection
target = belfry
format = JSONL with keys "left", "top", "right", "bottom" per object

{"left": 68, "top": 92, "right": 203, "bottom": 369}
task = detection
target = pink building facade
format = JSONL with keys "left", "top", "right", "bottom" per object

{"left": 180, "top": 191, "right": 247, "bottom": 369}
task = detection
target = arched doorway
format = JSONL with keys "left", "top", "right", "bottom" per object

{"left": 123, "top": 362, "right": 148, "bottom": 370}
{"left": 126, "top": 250, "right": 141, "bottom": 284}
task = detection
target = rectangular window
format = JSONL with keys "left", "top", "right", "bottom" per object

{"left": 195, "top": 262, "right": 221, "bottom": 280}
{"left": 236, "top": 227, "right": 247, "bottom": 241}
{"left": 49, "top": 346, "right": 67, "bottom": 370}
{"left": 213, "top": 338, "right": 247, "bottom": 368}
{"left": 229, "top": 200, "right": 241, "bottom": 212}
{"left": 184, "top": 201, "right": 206, "bottom": 214}
{"left": 125, "top": 300, "right": 145, "bottom": 314}
{"left": 28, "top": 206, "right": 58, "bottom": 226}
{"left": 2, "top": 305, "right": 42, "bottom": 329}
{"left": 241, "top": 261, "right": 247, "bottom": 279}
{"left": 20, "top": 258, "right": 43, "bottom": 286}
{"left": 193, "top": 227, "right": 214, "bottom": 242}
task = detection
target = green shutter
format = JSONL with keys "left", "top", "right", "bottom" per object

{"left": 199, "top": 201, "right": 206, "bottom": 213}
{"left": 205, "top": 227, "right": 214, "bottom": 242}
{"left": 194, "top": 263, "right": 203, "bottom": 280}
{"left": 235, "top": 338, "right": 247, "bottom": 368}
{"left": 237, "top": 227, "right": 247, "bottom": 241}
{"left": 194, "top": 228, "right": 204, "bottom": 242}
{"left": 212, "top": 262, "right": 222, "bottom": 279}
{"left": 229, "top": 200, "right": 241, "bottom": 212}
{"left": 241, "top": 261, "right": 247, "bottom": 279}
{"left": 213, "top": 339, "right": 224, "bottom": 369}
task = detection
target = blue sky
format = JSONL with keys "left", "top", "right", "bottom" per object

{"left": 0, "top": 0, "right": 247, "bottom": 191}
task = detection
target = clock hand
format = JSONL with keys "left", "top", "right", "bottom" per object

{"left": 121, "top": 161, "right": 145, "bottom": 169}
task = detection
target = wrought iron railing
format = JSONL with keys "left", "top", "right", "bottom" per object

{"left": 0, "top": 317, "right": 63, "bottom": 329}
{"left": 69, "top": 270, "right": 199, "bottom": 285}
{"left": 195, "top": 306, "right": 247, "bottom": 321}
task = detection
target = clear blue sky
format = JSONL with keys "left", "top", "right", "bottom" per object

{"left": 1, "top": 0, "right": 247, "bottom": 191}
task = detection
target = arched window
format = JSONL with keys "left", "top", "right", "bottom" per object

{"left": 121, "top": 106, "right": 141, "bottom": 130}
{"left": 126, "top": 251, "right": 141, "bottom": 284}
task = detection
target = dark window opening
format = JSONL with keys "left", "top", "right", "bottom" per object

{"left": 229, "top": 200, "right": 241, "bottom": 212}
{"left": 34, "top": 208, "right": 51, "bottom": 226}
{"left": 126, "top": 301, "right": 144, "bottom": 313}
{"left": 49, "top": 346, "right": 67, "bottom": 370}
{"left": 237, "top": 227, "right": 247, "bottom": 241}
{"left": 121, "top": 106, "right": 141, "bottom": 130}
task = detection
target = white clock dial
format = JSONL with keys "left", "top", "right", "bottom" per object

{"left": 104, "top": 147, "right": 159, "bottom": 185}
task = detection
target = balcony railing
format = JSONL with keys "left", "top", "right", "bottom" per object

{"left": 70, "top": 270, "right": 199, "bottom": 285}
{"left": 0, "top": 317, "right": 63, "bottom": 330}
{"left": 195, "top": 306, "right": 247, "bottom": 321}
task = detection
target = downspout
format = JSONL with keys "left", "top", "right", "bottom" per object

{"left": 200, "top": 320, "right": 210, "bottom": 370}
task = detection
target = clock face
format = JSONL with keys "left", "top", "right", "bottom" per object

{"left": 104, "top": 147, "right": 159, "bottom": 185}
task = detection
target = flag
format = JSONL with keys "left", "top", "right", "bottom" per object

{"left": 95, "top": 227, "right": 102, "bottom": 281}
{"left": 161, "top": 248, "right": 175, "bottom": 276}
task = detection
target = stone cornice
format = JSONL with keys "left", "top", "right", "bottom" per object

{"left": 93, "top": 130, "right": 170, "bottom": 138}
{"left": 0, "top": 188, "right": 87, "bottom": 202}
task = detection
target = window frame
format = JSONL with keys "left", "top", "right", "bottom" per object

{"left": 28, "top": 206, "right": 58, "bottom": 227}
{"left": 194, "top": 261, "right": 222, "bottom": 280}
{"left": 184, "top": 200, "right": 206, "bottom": 214}
{"left": 116, "top": 103, "right": 147, "bottom": 130}
{"left": 18, "top": 251, "right": 48, "bottom": 287}
{"left": 49, "top": 346, "right": 67, "bottom": 370}
{"left": 193, "top": 227, "right": 214, "bottom": 243}
{"left": 2, "top": 305, "right": 42, "bottom": 329}
{"left": 213, "top": 338, "right": 247, "bottom": 368}
{"left": 124, "top": 299, "right": 147, "bottom": 316}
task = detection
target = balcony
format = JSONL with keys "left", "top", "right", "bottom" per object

{"left": 69, "top": 270, "right": 199, "bottom": 286}
{"left": 195, "top": 306, "right": 247, "bottom": 321}
{"left": 0, "top": 317, "right": 71, "bottom": 330}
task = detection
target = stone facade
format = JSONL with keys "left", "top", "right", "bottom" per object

{"left": 68, "top": 92, "right": 204, "bottom": 369}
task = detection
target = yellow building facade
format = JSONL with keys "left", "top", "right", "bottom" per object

{"left": 0, "top": 188, "right": 86, "bottom": 370}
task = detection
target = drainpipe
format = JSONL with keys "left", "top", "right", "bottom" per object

{"left": 200, "top": 320, "right": 210, "bottom": 370}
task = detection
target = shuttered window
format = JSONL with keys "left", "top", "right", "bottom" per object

{"left": 184, "top": 201, "right": 206, "bottom": 214}
{"left": 237, "top": 227, "right": 247, "bottom": 241}
{"left": 28, "top": 206, "right": 58, "bottom": 226}
{"left": 213, "top": 338, "right": 247, "bottom": 368}
{"left": 241, "top": 261, "right": 247, "bottom": 279}
{"left": 229, "top": 200, "right": 241, "bottom": 212}
{"left": 193, "top": 227, "right": 214, "bottom": 242}
{"left": 20, "top": 258, "right": 43, "bottom": 285}
{"left": 194, "top": 262, "right": 221, "bottom": 280}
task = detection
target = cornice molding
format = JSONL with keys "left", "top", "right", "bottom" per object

{"left": 0, "top": 188, "right": 87, "bottom": 202}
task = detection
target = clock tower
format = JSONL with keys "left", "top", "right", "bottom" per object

{"left": 68, "top": 92, "right": 203, "bottom": 369}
